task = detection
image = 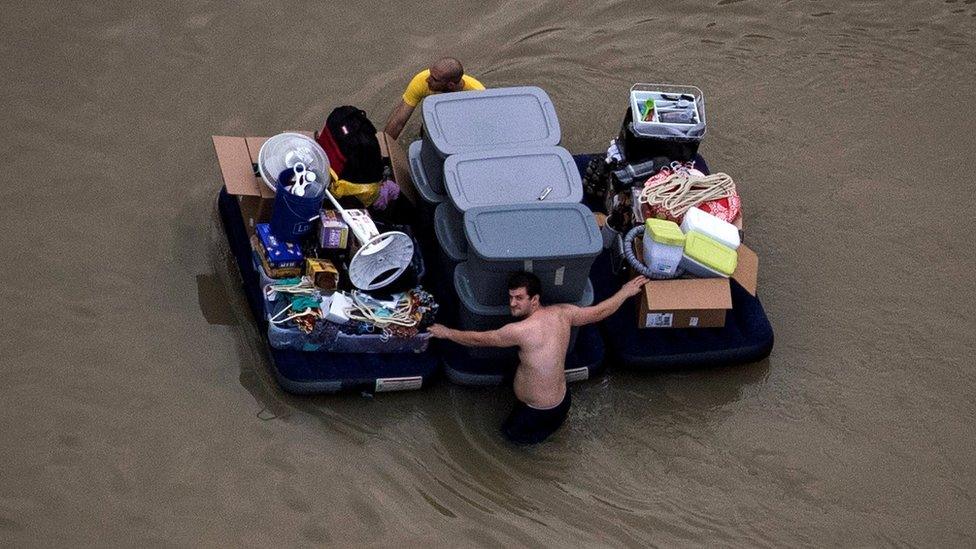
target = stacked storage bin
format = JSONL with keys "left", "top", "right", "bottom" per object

{"left": 410, "top": 86, "right": 603, "bottom": 367}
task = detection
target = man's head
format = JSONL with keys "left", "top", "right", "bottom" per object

{"left": 507, "top": 272, "right": 542, "bottom": 318}
{"left": 426, "top": 57, "right": 465, "bottom": 92}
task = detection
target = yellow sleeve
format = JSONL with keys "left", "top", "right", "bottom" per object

{"left": 461, "top": 75, "right": 485, "bottom": 91}
{"left": 402, "top": 70, "right": 431, "bottom": 107}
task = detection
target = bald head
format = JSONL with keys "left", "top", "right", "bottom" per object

{"left": 427, "top": 57, "right": 465, "bottom": 91}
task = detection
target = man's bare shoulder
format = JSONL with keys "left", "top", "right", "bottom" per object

{"left": 544, "top": 303, "right": 580, "bottom": 318}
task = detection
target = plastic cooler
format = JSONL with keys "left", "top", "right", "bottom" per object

{"left": 643, "top": 218, "right": 685, "bottom": 277}
{"left": 680, "top": 206, "right": 740, "bottom": 250}
{"left": 619, "top": 83, "right": 706, "bottom": 164}
{"left": 463, "top": 202, "right": 602, "bottom": 306}
{"left": 408, "top": 140, "right": 447, "bottom": 204}
{"left": 455, "top": 262, "right": 594, "bottom": 360}
{"left": 442, "top": 146, "right": 582, "bottom": 211}
{"left": 420, "top": 86, "right": 562, "bottom": 195}
{"left": 679, "top": 231, "right": 738, "bottom": 278}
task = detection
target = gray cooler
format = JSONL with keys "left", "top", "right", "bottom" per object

{"left": 420, "top": 86, "right": 561, "bottom": 195}
{"left": 455, "top": 262, "right": 594, "bottom": 360}
{"left": 463, "top": 202, "right": 602, "bottom": 306}
{"left": 443, "top": 146, "right": 582, "bottom": 211}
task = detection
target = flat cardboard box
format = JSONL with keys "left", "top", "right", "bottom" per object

{"left": 212, "top": 131, "right": 312, "bottom": 237}
{"left": 732, "top": 243, "right": 758, "bottom": 296}
{"left": 634, "top": 239, "right": 760, "bottom": 329}
{"left": 212, "top": 131, "right": 412, "bottom": 235}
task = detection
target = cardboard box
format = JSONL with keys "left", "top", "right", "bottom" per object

{"left": 250, "top": 235, "right": 302, "bottom": 278}
{"left": 638, "top": 277, "right": 731, "bottom": 328}
{"left": 306, "top": 258, "right": 339, "bottom": 290}
{"left": 319, "top": 210, "right": 350, "bottom": 249}
{"left": 634, "top": 240, "right": 760, "bottom": 329}
{"left": 377, "top": 131, "right": 418, "bottom": 206}
{"left": 212, "top": 131, "right": 411, "bottom": 235}
{"left": 212, "top": 134, "right": 307, "bottom": 237}
{"left": 256, "top": 223, "right": 304, "bottom": 269}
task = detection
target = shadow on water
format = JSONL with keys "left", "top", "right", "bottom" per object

{"left": 195, "top": 273, "right": 238, "bottom": 326}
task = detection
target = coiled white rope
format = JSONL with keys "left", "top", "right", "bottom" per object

{"left": 637, "top": 171, "right": 736, "bottom": 219}
{"left": 347, "top": 292, "right": 419, "bottom": 328}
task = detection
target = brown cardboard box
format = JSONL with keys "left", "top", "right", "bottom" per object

{"left": 212, "top": 132, "right": 314, "bottom": 237}
{"left": 213, "top": 136, "right": 275, "bottom": 236}
{"left": 634, "top": 239, "right": 761, "bottom": 329}
{"left": 377, "top": 132, "right": 418, "bottom": 205}
{"left": 732, "top": 243, "right": 759, "bottom": 296}
{"left": 212, "top": 131, "right": 412, "bottom": 235}
{"left": 638, "top": 277, "right": 731, "bottom": 328}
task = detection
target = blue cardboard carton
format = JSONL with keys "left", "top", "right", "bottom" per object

{"left": 256, "top": 223, "right": 304, "bottom": 269}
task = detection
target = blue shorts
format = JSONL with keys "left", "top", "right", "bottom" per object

{"left": 501, "top": 390, "right": 571, "bottom": 444}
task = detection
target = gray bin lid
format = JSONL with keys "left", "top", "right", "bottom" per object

{"left": 443, "top": 146, "right": 582, "bottom": 211}
{"left": 463, "top": 203, "right": 602, "bottom": 262}
{"left": 422, "top": 86, "right": 561, "bottom": 156}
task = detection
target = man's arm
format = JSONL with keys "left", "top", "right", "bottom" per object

{"left": 383, "top": 100, "right": 415, "bottom": 140}
{"left": 568, "top": 275, "right": 648, "bottom": 326}
{"left": 427, "top": 322, "right": 521, "bottom": 348}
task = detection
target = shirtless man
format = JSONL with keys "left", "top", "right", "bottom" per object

{"left": 428, "top": 272, "right": 648, "bottom": 444}
{"left": 383, "top": 57, "right": 485, "bottom": 140}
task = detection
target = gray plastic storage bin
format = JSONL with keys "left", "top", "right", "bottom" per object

{"left": 408, "top": 140, "right": 447, "bottom": 204}
{"left": 463, "top": 202, "right": 602, "bottom": 305}
{"left": 443, "top": 146, "right": 582, "bottom": 211}
{"left": 455, "top": 262, "right": 593, "bottom": 360}
{"left": 420, "top": 86, "right": 561, "bottom": 195}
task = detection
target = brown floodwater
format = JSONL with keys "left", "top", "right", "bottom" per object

{"left": 2, "top": 0, "right": 975, "bottom": 546}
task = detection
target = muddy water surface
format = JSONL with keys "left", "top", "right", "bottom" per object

{"left": 1, "top": 0, "right": 975, "bottom": 546}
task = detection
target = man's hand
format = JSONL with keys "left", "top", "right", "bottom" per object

{"left": 427, "top": 323, "right": 451, "bottom": 339}
{"left": 620, "top": 275, "right": 649, "bottom": 297}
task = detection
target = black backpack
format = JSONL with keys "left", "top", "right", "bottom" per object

{"left": 319, "top": 106, "right": 384, "bottom": 183}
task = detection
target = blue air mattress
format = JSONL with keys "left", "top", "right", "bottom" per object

{"left": 571, "top": 154, "right": 774, "bottom": 370}
{"left": 217, "top": 187, "right": 439, "bottom": 395}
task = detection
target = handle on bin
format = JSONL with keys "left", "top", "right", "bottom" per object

{"left": 446, "top": 169, "right": 460, "bottom": 194}
{"left": 542, "top": 101, "right": 558, "bottom": 135}
{"left": 564, "top": 158, "right": 579, "bottom": 185}
{"left": 426, "top": 119, "right": 443, "bottom": 142}
{"left": 455, "top": 266, "right": 473, "bottom": 298}
{"left": 435, "top": 208, "right": 464, "bottom": 258}
{"left": 409, "top": 149, "right": 429, "bottom": 189}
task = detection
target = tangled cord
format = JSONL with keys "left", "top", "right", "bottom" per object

{"left": 264, "top": 277, "right": 318, "bottom": 301}
{"left": 346, "top": 287, "right": 439, "bottom": 338}
{"left": 637, "top": 169, "right": 736, "bottom": 219}
{"left": 348, "top": 292, "right": 418, "bottom": 328}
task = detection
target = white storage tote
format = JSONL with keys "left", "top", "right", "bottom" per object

{"left": 680, "top": 206, "right": 741, "bottom": 250}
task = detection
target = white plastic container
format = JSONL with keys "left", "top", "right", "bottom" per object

{"left": 642, "top": 218, "right": 685, "bottom": 277}
{"left": 680, "top": 207, "right": 741, "bottom": 250}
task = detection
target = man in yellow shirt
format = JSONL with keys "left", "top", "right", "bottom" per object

{"left": 383, "top": 57, "right": 485, "bottom": 140}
